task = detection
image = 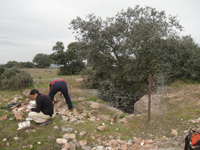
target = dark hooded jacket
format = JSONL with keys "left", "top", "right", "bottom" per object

{"left": 31, "top": 93, "right": 53, "bottom": 117}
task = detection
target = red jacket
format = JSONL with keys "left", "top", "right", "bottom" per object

{"left": 49, "top": 79, "right": 66, "bottom": 91}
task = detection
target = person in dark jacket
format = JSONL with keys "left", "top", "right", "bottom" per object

{"left": 49, "top": 78, "right": 73, "bottom": 111}
{"left": 28, "top": 89, "right": 53, "bottom": 126}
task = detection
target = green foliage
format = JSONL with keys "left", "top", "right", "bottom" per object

{"left": 0, "top": 65, "right": 5, "bottom": 77}
{"left": 4, "top": 61, "right": 20, "bottom": 68}
{"left": 20, "top": 61, "right": 35, "bottom": 68}
{"left": 51, "top": 41, "right": 86, "bottom": 75}
{"left": 33, "top": 53, "right": 52, "bottom": 68}
{"left": 70, "top": 5, "right": 200, "bottom": 112}
{"left": 0, "top": 68, "right": 33, "bottom": 90}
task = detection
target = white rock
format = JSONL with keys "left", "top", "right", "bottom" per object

{"left": 63, "top": 133, "right": 76, "bottom": 140}
{"left": 80, "top": 131, "right": 86, "bottom": 136}
{"left": 171, "top": 129, "right": 178, "bottom": 136}
{"left": 79, "top": 140, "right": 87, "bottom": 146}
{"left": 91, "top": 102, "right": 100, "bottom": 109}
{"left": 53, "top": 126, "right": 59, "bottom": 129}
{"left": 56, "top": 138, "right": 68, "bottom": 144}
{"left": 14, "top": 136, "right": 19, "bottom": 140}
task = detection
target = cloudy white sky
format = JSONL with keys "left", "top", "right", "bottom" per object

{"left": 0, "top": 0, "right": 200, "bottom": 64}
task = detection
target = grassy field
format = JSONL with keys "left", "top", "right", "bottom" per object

{"left": 0, "top": 69, "right": 200, "bottom": 149}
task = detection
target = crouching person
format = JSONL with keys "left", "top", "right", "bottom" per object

{"left": 28, "top": 89, "right": 53, "bottom": 126}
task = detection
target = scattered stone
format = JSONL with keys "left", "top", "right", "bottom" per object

{"left": 3, "top": 138, "right": 7, "bottom": 141}
{"left": 109, "top": 135, "right": 114, "bottom": 139}
{"left": 72, "top": 139, "right": 80, "bottom": 147}
{"left": 120, "top": 145, "right": 128, "bottom": 150}
{"left": 68, "top": 142, "right": 76, "bottom": 150}
{"left": 25, "top": 129, "right": 36, "bottom": 133}
{"left": 2, "top": 98, "right": 9, "bottom": 102}
{"left": 56, "top": 138, "right": 67, "bottom": 144}
{"left": 79, "top": 140, "right": 87, "bottom": 146}
{"left": 14, "top": 136, "right": 19, "bottom": 140}
{"left": 171, "top": 129, "right": 178, "bottom": 136}
{"left": 0, "top": 115, "right": 8, "bottom": 120}
{"left": 53, "top": 126, "right": 59, "bottom": 129}
{"left": 61, "top": 127, "right": 74, "bottom": 133}
{"left": 61, "top": 143, "right": 70, "bottom": 150}
{"left": 105, "top": 147, "right": 112, "bottom": 150}
{"left": 61, "top": 115, "right": 69, "bottom": 121}
{"left": 69, "top": 117, "right": 77, "bottom": 122}
{"left": 91, "top": 102, "right": 99, "bottom": 109}
{"left": 99, "top": 115, "right": 110, "bottom": 121}
{"left": 133, "top": 137, "right": 142, "bottom": 144}
{"left": 22, "top": 145, "right": 33, "bottom": 148}
{"left": 92, "top": 146, "right": 105, "bottom": 150}
{"left": 88, "top": 117, "right": 96, "bottom": 121}
{"left": 81, "top": 145, "right": 91, "bottom": 150}
{"left": 90, "top": 135, "right": 95, "bottom": 140}
{"left": 38, "top": 142, "right": 41, "bottom": 144}
{"left": 145, "top": 139, "right": 154, "bottom": 144}
{"left": 80, "top": 131, "right": 86, "bottom": 136}
{"left": 108, "top": 139, "right": 118, "bottom": 147}
{"left": 97, "top": 126, "right": 107, "bottom": 131}
{"left": 13, "top": 97, "right": 18, "bottom": 102}
{"left": 63, "top": 133, "right": 76, "bottom": 140}
{"left": 13, "top": 110, "right": 24, "bottom": 120}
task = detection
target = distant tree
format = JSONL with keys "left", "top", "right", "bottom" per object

{"left": 50, "top": 41, "right": 85, "bottom": 75}
{"left": 0, "top": 65, "right": 5, "bottom": 76}
{"left": 50, "top": 42, "right": 66, "bottom": 66}
{"left": 33, "top": 53, "right": 52, "bottom": 68}
{"left": 4, "top": 61, "right": 19, "bottom": 68}
{"left": 0, "top": 65, "right": 5, "bottom": 87}
{"left": 20, "top": 61, "right": 35, "bottom": 68}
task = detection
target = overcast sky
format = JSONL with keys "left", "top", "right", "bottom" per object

{"left": 0, "top": 0, "right": 200, "bottom": 64}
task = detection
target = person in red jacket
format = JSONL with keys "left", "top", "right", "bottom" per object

{"left": 49, "top": 78, "right": 73, "bottom": 111}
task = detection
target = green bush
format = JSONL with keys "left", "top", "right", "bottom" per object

{"left": 58, "top": 61, "right": 85, "bottom": 75}
{"left": 0, "top": 65, "right": 5, "bottom": 77}
{"left": 0, "top": 68, "right": 33, "bottom": 90}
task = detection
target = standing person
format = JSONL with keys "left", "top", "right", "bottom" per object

{"left": 28, "top": 89, "right": 53, "bottom": 126}
{"left": 49, "top": 78, "right": 73, "bottom": 111}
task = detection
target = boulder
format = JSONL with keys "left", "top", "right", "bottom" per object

{"left": 134, "top": 94, "right": 161, "bottom": 114}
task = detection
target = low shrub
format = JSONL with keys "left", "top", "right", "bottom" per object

{"left": 0, "top": 68, "right": 33, "bottom": 90}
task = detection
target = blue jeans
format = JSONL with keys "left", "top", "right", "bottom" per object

{"left": 49, "top": 81, "right": 73, "bottom": 110}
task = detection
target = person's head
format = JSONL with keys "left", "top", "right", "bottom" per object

{"left": 30, "top": 89, "right": 39, "bottom": 99}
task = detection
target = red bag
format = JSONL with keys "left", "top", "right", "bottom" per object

{"left": 185, "top": 129, "right": 200, "bottom": 150}
{"left": 191, "top": 132, "right": 200, "bottom": 146}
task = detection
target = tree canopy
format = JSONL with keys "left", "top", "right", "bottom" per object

{"left": 70, "top": 5, "right": 200, "bottom": 112}
{"left": 50, "top": 41, "right": 85, "bottom": 75}
{"left": 32, "top": 53, "right": 52, "bottom": 68}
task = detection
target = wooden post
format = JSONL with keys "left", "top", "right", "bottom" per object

{"left": 148, "top": 74, "right": 152, "bottom": 122}
{"left": 20, "top": 64, "right": 22, "bottom": 95}
{"left": 69, "top": 76, "right": 71, "bottom": 97}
